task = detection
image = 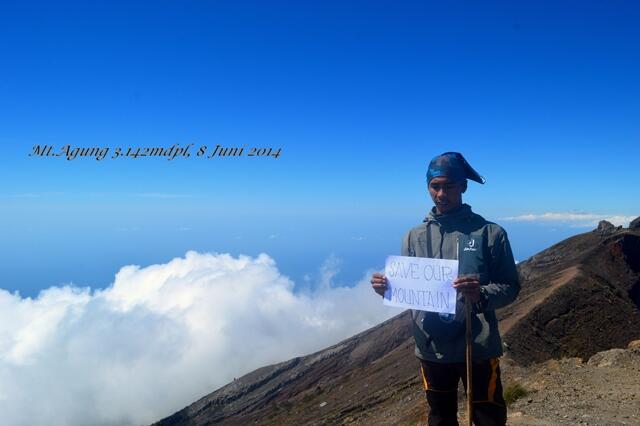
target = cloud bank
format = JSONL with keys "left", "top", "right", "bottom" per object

{"left": 500, "top": 212, "right": 636, "bottom": 228}
{"left": 0, "top": 251, "right": 396, "bottom": 426}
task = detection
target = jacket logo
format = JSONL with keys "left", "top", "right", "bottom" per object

{"left": 464, "top": 238, "right": 477, "bottom": 252}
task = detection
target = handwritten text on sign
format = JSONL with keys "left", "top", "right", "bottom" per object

{"left": 383, "top": 256, "right": 458, "bottom": 314}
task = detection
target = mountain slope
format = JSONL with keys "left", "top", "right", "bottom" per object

{"left": 156, "top": 312, "right": 420, "bottom": 425}
{"left": 499, "top": 222, "right": 640, "bottom": 365}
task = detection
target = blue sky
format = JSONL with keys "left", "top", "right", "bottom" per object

{"left": 1, "top": 0, "right": 639, "bottom": 297}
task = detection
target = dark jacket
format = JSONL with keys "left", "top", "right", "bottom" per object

{"left": 401, "top": 204, "right": 520, "bottom": 363}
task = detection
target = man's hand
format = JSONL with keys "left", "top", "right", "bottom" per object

{"left": 370, "top": 272, "right": 388, "bottom": 297}
{"left": 453, "top": 275, "right": 481, "bottom": 303}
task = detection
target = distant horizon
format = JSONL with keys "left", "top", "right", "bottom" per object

{"left": 5, "top": 205, "right": 634, "bottom": 299}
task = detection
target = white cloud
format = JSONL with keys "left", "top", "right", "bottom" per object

{"left": 500, "top": 213, "right": 636, "bottom": 227}
{"left": 0, "top": 252, "right": 395, "bottom": 426}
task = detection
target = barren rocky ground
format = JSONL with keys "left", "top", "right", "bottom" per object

{"left": 503, "top": 340, "right": 640, "bottom": 426}
{"left": 315, "top": 340, "right": 640, "bottom": 426}
{"left": 335, "top": 340, "right": 640, "bottom": 426}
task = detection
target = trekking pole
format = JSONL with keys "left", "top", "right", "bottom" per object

{"left": 465, "top": 296, "right": 473, "bottom": 426}
{"left": 457, "top": 237, "right": 474, "bottom": 426}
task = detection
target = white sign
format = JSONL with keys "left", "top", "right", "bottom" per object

{"left": 383, "top": 255, "right": 458, "bottom": 314}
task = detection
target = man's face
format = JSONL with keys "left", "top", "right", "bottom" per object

{"left": 428, "top": 176, "right": 466, "bottom": 214}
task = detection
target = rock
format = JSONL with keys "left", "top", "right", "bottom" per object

{"left": 628, "top": 340, "right": 640, "bottom": 350}
{"left": 545, "top": 359, "right": 561, "bottom": 371}
{"left": 587, "top": 348, "right": 635, "bottom": 367}
{"left": 597, "top": 220, "right": 616, "bottom": 233}
{"left": 630, "top": 216, "right": 640, "bottom": 229}
{"left": 560, "top": 357, "right": 583, "bottom": 367}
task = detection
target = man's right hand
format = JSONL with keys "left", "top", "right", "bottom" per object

{"left": 370, "top": 272, "right": 388, "bottom": 297}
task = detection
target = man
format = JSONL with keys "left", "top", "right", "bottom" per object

{"left": 371, "top": 152, "right": 520, "bottom": 426}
